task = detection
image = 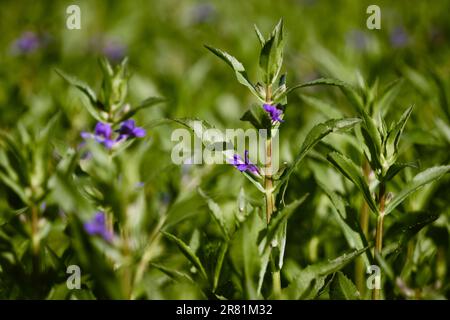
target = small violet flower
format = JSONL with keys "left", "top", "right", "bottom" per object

{"left": 84, "top": 212, "right": 113, "bottom": 242}
{"left": 230, "top": 150, "right": 259, "bottom": 175}
{"left": 81, "top": 122, "right": 115, "bottom": 149}
{"left": 263, "top": 104, "right": 284, "bottom": 123}
{"left": 117, "top": 119, "right": 146, "bottom": 140}
{"left": 102, "top": 40, "right": 127, "bottom": 62}
{"left": 11, "top": 31, "right": 42, "bottom": 55}
{"left": 81, "top": 120, "right": 145, "bottom": 149}
{"left": 390, "top": 26, "right": 409, "bottom": 48}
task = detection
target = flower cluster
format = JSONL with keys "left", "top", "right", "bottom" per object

{"left": 81, "top": 119, "right": 146, "bottom": 149}
{"left": 84, "top": 212, "right": 113, "bottom": 242}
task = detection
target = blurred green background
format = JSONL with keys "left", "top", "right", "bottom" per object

{"left": 0, "top": 0, "right": 449, "bottom": 299}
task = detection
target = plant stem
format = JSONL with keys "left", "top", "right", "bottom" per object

{"left": 272, "top": 270, "right": 282, "bottom": 298}
{"left": 356, "top": 161, "right": 370, "bottom": 295}
{"left": 264, "top": 84, "right": 275, "bottom": 224}
{"left": 265, "top": 138, "right": 274, "bottom": 224}
{"left": 372, "top": 182, "right": 386, "bottom": 300}
{"left": 264, "top": 84, "right": 281, "bottom": 298}
{"left": 31, "top": 205, "right": 40, "bottom": 255}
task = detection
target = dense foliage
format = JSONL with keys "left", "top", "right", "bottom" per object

{"left": 0, "top": 0, "right": 449, "bottom": 299}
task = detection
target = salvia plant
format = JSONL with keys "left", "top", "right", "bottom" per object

{"left": 0, "top": 15, "right": 449, "bottom": 301}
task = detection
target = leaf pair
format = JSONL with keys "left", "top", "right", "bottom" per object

{"left": 327, "top": 150, "right": 449, "bottom": 215}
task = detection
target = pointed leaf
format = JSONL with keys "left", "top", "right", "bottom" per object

{"left": 213, "top": 243, "right": 228, "bottom": 292}
{"left": 385, "top": 106, "right": 414, "bottom": 159}
{"left": 278, "top": 118, "right": 362, "bottom": 188}
{"left": 330, "top": 271, "right": 361, "bottom": 300}
{"left": 259, "top": 19, "right": 283, "bottom": 84}
{"left": 162, "top": 232, "right": 208, "bottom": 280}
{"left": 116, "top": 97, "right": 165, "bottom": 123}
{"left": 198, "top": 188, "right": 230, "bottom": 239}
{"left": 56, "top": 69, "right": 100, "bottom": 109}
{"left": 327, "top": 152, "right": 379, "bottom": 214}
{"left": 254, "top": 24, "right": 265, "bottom": 46}
{"left": 284, "top": 248, "right": 367, "bottom": 299}
{"left": 383, "top": 161, "right": 419, "bottom": 182}
{"left": 204, "top": 45, "right": 260, "bottom": 99}
{"left": 319, "top": 183, "right": 372, "bottom": 266}
{"left": 385, "top": 165, "right": 450, "bottom": 215}
{"left": 277, "top": 78, "right": 363, "bottom": 111}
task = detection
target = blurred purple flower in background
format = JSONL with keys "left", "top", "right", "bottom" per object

{"left": 117, "top": 119, "right": 146, "bottom": 140}
{"left": 346, "top": 29, "right": 368, "bottom": 51}
{"left": 263, "top": 104, "right": 284, "bottom": 123}
{"left": 11, "top": 31, "right": 42, "bottom": 55}
{"left": 230, "top": 150, "right": 259, "bottom": 175}
{"left": 390, "top": 26, "right": 409, "bottom": 48}
{"left": 190, "top": 3, "right": 216, "bottom": 24}
{"left": 84, "top": 212, "right": 113, "bottom": 242}
{"left": 88, "top": 36, "right": 127, "bottom": 62}
{"left": 102, "top": 40, "right": 127, "bottom": 62}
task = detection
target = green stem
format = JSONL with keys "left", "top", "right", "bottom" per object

{"left": 372, "top": 183, "right": 386, "bottom": 300}
{"left": 356, "top": 161, "right": 370, "bottom": 295}
{"left": 31, "top": 205, "right": 40, "bottom": 255}
{"left": 264, "top": 84, "right": 281, "bottom": 299}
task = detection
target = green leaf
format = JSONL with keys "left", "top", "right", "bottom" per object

{"left": 327, "top": 152, "right": 379, "bottom": 214}
{"left": 385, "top": 106, "right": 414, "bottom": 160}
{"left": 383, "top": 161, "right": 419, "bottom": 182}
{"left": 264, "top": 194, "right": 309, "bottom": 249}
{"left": 271, "top": 195, "right": 309, "bottom": 270}
{"left": 150, "top": 262, "right": 194, "bottom": 283}
{"left": 386, "top": 211, "right": 439, "bottom": 258}
{"left": 173, "top": 118, "right": 265, "bottom": 192}
{"left": 254, "top": 24, "right": 265, "bottom": 46}
{"left": 330, "top": 271, "right": 361, "bottom": 300}
{"left": 375, "top": 79, "right": 403, "bottom": 116}
{"left": 259, "top": 19, "right": 283, "bottom": 84}
{"left": 356, "top": 126, "right": 382, "bottom": 175}
{"left": 204, "top": 45, "right": 260, "bottom": 99}
{"left": 162, "top": 232, "right": 208, "bottom": 280}
{"left": 385, "top": 165, "right": 450, "bottom": 215}
{"left": 240, "top": 103, "right": 272, "bottom": 130}
{"left": 319, "top": 183, "right": 372, "bottom": 266}
{"left": 278, "top": 118, "right": 362, "bottom": 189}
{"left": 300, "top": 94, "right": 343, "bottom": 119}
{"left": 283, "top": 248, "right": 367, "bottom": 299}
{"left": 116, "top": 97, "right": 165, "bottom": 123}
{"left": 213, "top": 243, "right": 228, "bottom": 292}
{"left": 277, "top": 78, "right": 363, "bottom": 111}
{"left": 55, "top": 69, "right": 101, "bottom": 109}
{"left": 198, "top": 188, "right": 231, "bottom": 239}
{"left": 172, "top": 117, "right": 233, "bottom": 153}
{"left": 242, "top": 172, "right": 266, "bottom": 193}
{"left": 435, "top": 118, "right": 450, "bottom": 145}
{"left": 230, "top": 209, "right": 267, "bottom": 299}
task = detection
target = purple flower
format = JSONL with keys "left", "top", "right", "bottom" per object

{"left": 84, "top": 212, "right": 113, "bottom": 242}
{"left": 346, "top": 30, "right": 368, "bottom": 51}
{"left": 390, "top": 26, "right": 409, "bottom": 48}
{"left": 11, "top": 32, "right": 41, "bottom": 54}
{"left": 117, "top": 119, "right": 146, "bottom": 140}
{"left": 191, "top": 3, "right": 216, "bottom": 24}
{"left": 230, "top": 150, "right": 259, "bottom": 175}
{"left": 81, "top": 122, "right": 116, "bottom": 149}
{"left": 102, "top": 40, "right": 127, "bottom": 62}
{"left": 263, "top": 104, "right": 284, "bottom": 123}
